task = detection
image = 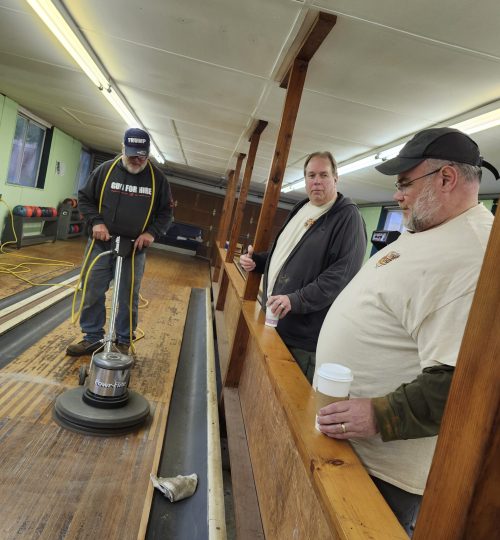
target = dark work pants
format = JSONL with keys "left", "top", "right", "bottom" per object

{"left": 371, "top": 476, "right": 421, "bottom": 537}
{"left": 79, "top": 239, "right": 145, "bottom": 345}
{"left": 288, "top": 346, "right": 316, "bottom": 384}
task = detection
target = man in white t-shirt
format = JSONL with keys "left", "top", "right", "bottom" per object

{"left": 315, "top": 127, "right": 498, "bottom": 536}
{"left": 240, "top": 152, "right": 366, "bottom": 383}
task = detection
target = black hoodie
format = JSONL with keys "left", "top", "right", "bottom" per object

{"left": 78, "top": 157, "right": 173, "bottom": 241}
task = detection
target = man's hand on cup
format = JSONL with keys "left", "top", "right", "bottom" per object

{"left": 316, "top": 398, "right": 379, "bottom": 439}
{"left": 267, "top": 294, "right": 291, "bottom": 318}
{"left": 92, "top": 223, "right": 111, "bottom": 242}
{"left": 239, "top": 244, "right": 256, "bottom": 272}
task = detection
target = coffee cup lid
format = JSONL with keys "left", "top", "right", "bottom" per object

{"left": 317, "top": 363, "right": 353, "bottom": 382}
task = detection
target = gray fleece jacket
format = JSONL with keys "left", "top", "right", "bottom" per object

{"left": 252, "top": 193, "right": 367, "bottom": 351}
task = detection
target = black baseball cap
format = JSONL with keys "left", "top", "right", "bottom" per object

{"left": 375, "top": 127, "right": 499, "bottom": 179}
{"left": 123, "top": 127, "right": 150, "bottom": 157}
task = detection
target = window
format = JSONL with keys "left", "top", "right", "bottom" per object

{"left": 7, "top": 113, "right": 46, "bottom": 188}
{"left": 75, "top": 149, "right": 93, "bottom": 193}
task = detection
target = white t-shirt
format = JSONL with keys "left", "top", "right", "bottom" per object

{"left": 267, "top": 199, "right": 336, "bottom": 297}
{"left": 315, "top": 203, "right": 493, "bottom": 494}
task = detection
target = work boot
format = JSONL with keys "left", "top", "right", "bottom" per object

{"left": 115, "top": 342, "right": 130, "bottom": 355}
{"left": 66, "top": 339, "right": 102, "bottom": 357}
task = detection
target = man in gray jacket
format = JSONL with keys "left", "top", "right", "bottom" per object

{"left": 240, "top": 151, "right": 366, "bottom": 383}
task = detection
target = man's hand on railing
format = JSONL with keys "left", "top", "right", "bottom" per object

{"left": 239, "top": 244, "right": 256, "bottom": 272}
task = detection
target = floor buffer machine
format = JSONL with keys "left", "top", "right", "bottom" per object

{"left": 54, "top": 236, "right": 150, "bottom": 435}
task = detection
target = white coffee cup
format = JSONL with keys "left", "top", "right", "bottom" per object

{"left": 265, "top": 305, "right": 279, "bottom": 327}
{"left": 315, "top": 363, "right": 353, "bottom": 430}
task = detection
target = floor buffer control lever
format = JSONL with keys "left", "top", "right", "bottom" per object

{"left": 112, "top": 235, "right": 134, "bottom": 258}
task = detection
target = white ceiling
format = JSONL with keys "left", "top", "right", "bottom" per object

{"left": 1, "top": 0, "right": 499, "bottom": 204}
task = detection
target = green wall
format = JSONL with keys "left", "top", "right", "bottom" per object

{"left": 0, "top": 96, "right": 82, "bottom": 238}
{"left": 483, "top": 199, "right": 494, "bottom": 211}
{"left": 0, "top": 96, "right": 17, "bottom": 189}
{"left": 45, "top": 127, "right": 82, "bottom": 202}
{"left": 358, "top": 206, "right": 382, "bottom": 261}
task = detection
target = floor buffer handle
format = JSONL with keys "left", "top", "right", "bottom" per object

{"left": 105, "top": 236, "right": 134, "bottom": 353}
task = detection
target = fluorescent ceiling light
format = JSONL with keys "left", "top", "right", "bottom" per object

{"left": 282, "top": 146, "right": 404, "bottom": 193}
{"left": 26, "top": 0, "right": 165, "bottom": 164}
{"left": 26, "top": 0, "right": 109, "bottom": 90}
{"left": 149, "top": 143, "right": 165, "bottom": 163}
{"left": 337, "top": 154, "right": 379, "bottom": 175}
{"left": 104, "top": 88, "right": 165, "bottom": 163}
{"left": 376, "top": 144, "right": 405, "bottom": 161}
{"left": 451, "top": 107, "right": 500, "bottom": 134}
{"left": 282, "top": 107, "right": 500, "bottom": 192}
{"left": 282, "top": 179, "right": 305, "bottom": 193}
{"left": 102, "top": 87, "right": 137, "bottom": 126}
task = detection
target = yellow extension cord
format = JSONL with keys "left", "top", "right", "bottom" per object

{"left": 71, "top": 158, "right": 156, "bottom": 352}
{"left": 0, "top": 198, "right": 75, "bottom": 286}
{"left": 72, "top": 238, "right": 145, "bottom": 353}
{"left": 0, "top": 183, "right": 154, "bottom": 352}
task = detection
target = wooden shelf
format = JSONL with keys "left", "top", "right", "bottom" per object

{"left": 57, "top": 203, "right": 85, "bottom": 240}
{"left": 1, "top": 215, "right": 58, "bottom": 249}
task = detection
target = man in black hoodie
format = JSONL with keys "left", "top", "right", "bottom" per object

{"left": 66, "top": 128, "right": 173, "bottom": 356}
{"left": 240, "top": 151, "right": 366, "bottom": 383}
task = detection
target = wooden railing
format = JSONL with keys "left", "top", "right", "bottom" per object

{"left": 214, "top": 246, "right": 406, "bottom": 540}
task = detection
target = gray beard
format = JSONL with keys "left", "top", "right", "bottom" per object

{"left": 122, "top": 158, "right": 148, "bottom": 175}
{"left": 404, "top": 183, "right": 442, "bottom": 232}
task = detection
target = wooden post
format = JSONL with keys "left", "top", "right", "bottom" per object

{"left": 216, "top": 270, "right": 229, "bottom": 311}
{"left": 213, "top": 170, "right": 234, "bottom": 282}
{"left": 221, "top": 10, "right": 337, "bottom": 395}
{"left": 413, "top": 211, "right": 500, "bottom": 539}
{"left": 223, "top": 311, "right": 251, "bottom": 388}
{"left": 241, "top": 12, "right": 336, "bottom": 301}
{"left": 216, "top": 170, "right": 235, "bottom": 245}
{"left": 218, "top": 153, "right": 246, "bottom": 248}
{"left": 226, "top": 120, "right": 268, "bottom": 263}
{"left": 243, "top": 57, "right": 308, "bottom": 301}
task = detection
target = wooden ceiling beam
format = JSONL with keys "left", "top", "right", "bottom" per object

{"left": 243, "top": 10, "right": 336, "bottom": 300}
{"left": 244, "top": 58, "right": 308, "bottom": 300}
{"left": 280, "top": 12, "right": 337, "bottom": 89}
{"left": 248, "top": 119, "right": 269, "bottom": 140}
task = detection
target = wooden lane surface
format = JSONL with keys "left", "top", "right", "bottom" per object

{"left": 0, "top": 238, "right": 211, "bottom": 298}
{"left": 0, "top": 248, "right": 210, "bottom": 539}
{"left": 0, "top": 238, "right": 87, "bottom": 300}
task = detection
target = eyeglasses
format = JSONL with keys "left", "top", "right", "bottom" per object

{"left": 394, "top": 166, "right": 443, "bottom": 192}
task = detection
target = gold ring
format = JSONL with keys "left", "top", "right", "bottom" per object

{"left": 341, "top": 423, "right": 346, "bottom": 433}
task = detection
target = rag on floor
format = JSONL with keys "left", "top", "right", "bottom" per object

{"left": 150, "top": 473, "right": 198, "bottom": 502}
